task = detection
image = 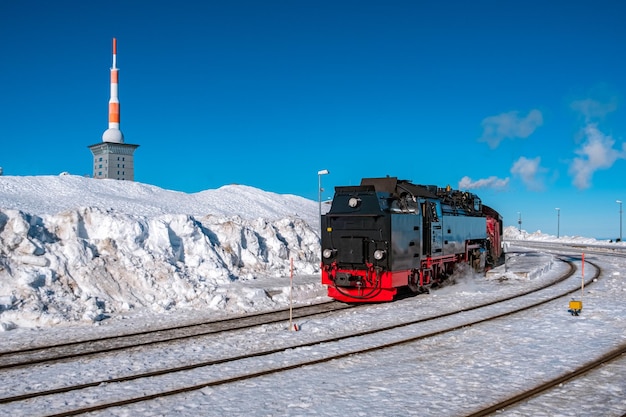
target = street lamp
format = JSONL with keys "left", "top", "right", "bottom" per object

{"left": 555, "top": 208, "right": 560, "bottom": 238}
{"left": 617, "top": 200, "right": 623, "bottom": 242}
{"left": 517, "top": 212, "right": 522, "bottom": 233}
{"left": 318, "top": 169, "right": 329, "bottom": 217}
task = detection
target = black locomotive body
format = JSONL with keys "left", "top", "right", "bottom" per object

{"left": 320, "top": 177, "right": 503, "bottom": 302}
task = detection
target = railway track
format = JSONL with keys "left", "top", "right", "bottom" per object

{"left": 1, "top": 256, "right": 600, "bottom": 416}
{"left": 467, "top": 342, "right": 626, "bottom": 416}
{"left": 0, "top": 300, "right": 352, "bottom": 369}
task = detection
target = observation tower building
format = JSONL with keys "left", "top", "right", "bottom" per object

{"left": 88, "top": 38, "right": 139, "bottom": 181}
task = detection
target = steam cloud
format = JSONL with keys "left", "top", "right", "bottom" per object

{"left": 458, "top": 176, "right": 509, "bottom": 190}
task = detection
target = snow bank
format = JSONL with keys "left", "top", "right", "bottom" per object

{"left": 0, "top": 176, "right": 322, "bottom": 329}
{"left": 504, "top": 225, "right": 624, "bottom": 245}
{"left": 0, "top": 175, "right": 318, "bottom": 226}
{"left": 486, "top": 252, "right": 555, "bottom": 281}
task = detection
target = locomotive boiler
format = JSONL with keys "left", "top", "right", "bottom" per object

{"left": 320, "top": 177, "right": 503, "bottom": 302}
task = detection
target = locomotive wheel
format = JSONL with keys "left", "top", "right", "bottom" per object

{"left": 408, "top": 271, "right": 430, "bottom": 294}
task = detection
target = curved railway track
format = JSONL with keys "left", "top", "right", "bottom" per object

{"left": 1, "top": 256, "right": 602, "bottom": 417}
{"left": 466, "top": 248, "right": 626, "bottom": 416}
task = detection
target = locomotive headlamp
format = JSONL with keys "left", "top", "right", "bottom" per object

{"left": 323, "top": 248, "right": 336, "bottom": 259}
{"left": 373, "top": 249, "right": 386, "bottom": 260}
{"left": 348, "top": 197, "right": 361, "bottom": 208}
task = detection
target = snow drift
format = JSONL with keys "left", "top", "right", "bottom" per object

{"left": 0, "top": 176, "right": 321, "bottom": 329}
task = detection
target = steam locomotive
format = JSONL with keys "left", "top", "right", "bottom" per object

{"left": 320, "top": 177, "right": 503, "bottom": 302}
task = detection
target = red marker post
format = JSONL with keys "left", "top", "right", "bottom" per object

{"left": 289, "top": 258, "right": 299, "bottom": 331}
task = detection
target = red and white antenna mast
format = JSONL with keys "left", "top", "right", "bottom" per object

{"left": 102, "top": 37, "right": 124, "bottom": 143}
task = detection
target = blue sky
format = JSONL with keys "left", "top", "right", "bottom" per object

{"left": 2, "top": 0, "right": 625, "bottom": 238}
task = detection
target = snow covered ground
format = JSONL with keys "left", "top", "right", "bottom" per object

{"left": 2, "top": 245, "right": 625, "bottom": 416}
{"left": 1, "top": 175, "right": 625, "bottom": 416}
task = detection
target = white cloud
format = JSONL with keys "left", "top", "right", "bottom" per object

{"left": 570, "top": 98, "right": 617, "bottom": 123}
{"left": 458, "top": 175, "right": 509, "bottom": 190}
{"left": 478, "top": 109, "right": 543, "bottom": 149}
{"left": 510, "top": 156, "right": 546, "bottom": 191}
{"left": 569, "top": 124, "right": 626, "bottom": 189}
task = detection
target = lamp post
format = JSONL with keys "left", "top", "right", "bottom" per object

{"left": 555, "top": 208, "right": 560, "bottom": 238}
{"left": 317, "top": 169, "right": 329, "bottom": 217}
{"left": 617, "top": 200, "right": 623, "bottom": 242}
{"left": 517, "top": 212, "right": 522, "bottom": 233}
